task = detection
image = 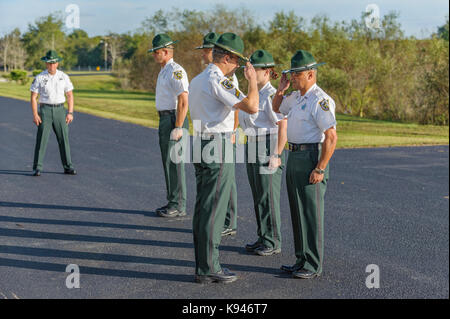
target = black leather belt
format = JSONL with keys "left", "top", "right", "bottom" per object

{"left": 288, "top": 143, "right": 321, "bottom": 152}
{"left": 40, "top": 103, "right": 63, "bottom": 107}
{"left": 158, "top": 110, "right": 176, "bottom": 116}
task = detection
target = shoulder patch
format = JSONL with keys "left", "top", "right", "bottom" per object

{"left": 220, "top": 79, "right": 234, "bottom": 90}
{"left": 319, "top": 98, "right": 330, "bottom": 111}
{"left": 32, "top": 78, "right": 36, "bottom": 85}
{"left": 173, "top": 70, "right": 183, "bottom": 80}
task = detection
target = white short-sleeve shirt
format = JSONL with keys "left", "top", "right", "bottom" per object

{"left": 155, "top": 58, "right": 189, "bottom": 111}
{"left": 189, "top": 63, "right": 245, "bottom": 134}
{"left": 30, "top": 70, "right": 73, "bottom": 104}
{"left": 239, "top": 81, "right": 284, "bottom": 136}
{"left": 279, "top": 83, "right": 337, "bottom": 144}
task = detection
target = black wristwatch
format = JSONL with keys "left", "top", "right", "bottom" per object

{"left": 273, "top": 154, "right": 281, "bottom": 158}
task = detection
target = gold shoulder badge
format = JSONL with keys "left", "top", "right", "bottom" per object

{"left": 173, "top": 70, "right": 183, "bottom": 80}
{"left": 221, "top": 79, "right": 234, "bottom": 90}
{"left": 319, "top": 98, "right": 330, "bottom": 111}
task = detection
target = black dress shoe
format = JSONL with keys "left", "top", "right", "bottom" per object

{"left": 195, "top": 268, "right": 238, "bottom": 284}
{"left": 64, "top": 169, "right": 77, "bottom": 175}
{"left": 158, "top": 207, "right": 186, "bottom": 218}
{"left": 32, "top": 170, "right": 41, "bottom": 176}
{"left": 292, "top": 269, "right": 320, "bottom": 279}
{"left": 221, "top": 228, "right": 236, "bottom": 237}
{"left": 155, "top": 205, "right": 168, "bottom": 214}
{"left": 280, "top": 264, "right": 303, "bottom": 273}
{"left": 254, "top": 246, "right": 281, "bottom": 256}
{"left": 245, "top": 241, "right": 264, "bottom": 252}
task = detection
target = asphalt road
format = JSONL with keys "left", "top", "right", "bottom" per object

{"left": 0, "top": 96, "right": 448, "bottom": 299}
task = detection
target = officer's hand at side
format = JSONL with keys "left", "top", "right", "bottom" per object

{"left": 170, "top": 128, "right": 183, "bottom": 141}
{"left": 33, "top": 114, "right": 42, "bottom": 126}
{"left": 66, "top": 113, "right": 73, "bottom": 124}
{"left": 309, "top": 170, "right": 324, "bottom": 184}
{"left": 244, "top": 62, "right": 257, "bottom": 82}
{"left": 268, "top": 155, "right": 281, "bottom": 170}
{"left": 278, "top": 73, "right": 290, "bottom": 93}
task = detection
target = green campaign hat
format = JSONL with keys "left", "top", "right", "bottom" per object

{"left": 41, "top": 50, "right": 63, "bottom": 63}
{"left": 283, "top": 50, "right": 325, "bottom": 73}
{"left": 148, "top": 34, "right": 178, "bottom": 52}
{"left": 196, "top": 32, "right": 220, "bottom": 49}
{"left": 212, "top": 32, "right": 248, "bottom": 61}
{"left": 249, "top": 49, "right": 276, "bottom": 68}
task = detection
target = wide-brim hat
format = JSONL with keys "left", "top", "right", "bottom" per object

{"left": 212, "top": 32, "right": 248, "bottom": 61}
{"left": 41, "top": 50, "right": 63, "bottom": 63}
{"left": 250, "top": 49, "right": 277, "bottom": 68}
{"left": 148, "top": 34, "right": 178, "bottom": 52}
{"left": 282, "top": 50, "right": 325, "bottom": 73}
{"left": 196, "top": 32, "right": 220, "bottom": 49}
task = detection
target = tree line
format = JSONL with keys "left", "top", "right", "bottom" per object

{"left": 0, "top": 6, "right": 448, "bottom": 125}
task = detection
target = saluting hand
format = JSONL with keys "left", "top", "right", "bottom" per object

{"left": 33, "top": 114, "right": 42, "bottom": 126}
{"left": 278, "top": 73, "right": 290, "bottom": 93}
{"left": 243, "top": 62, "right": 257, "bottom": 82}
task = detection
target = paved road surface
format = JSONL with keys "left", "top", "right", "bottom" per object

{"left": 0, "top": 96, "right": 448, "bottom": 299}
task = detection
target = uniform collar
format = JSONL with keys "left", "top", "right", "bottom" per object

{"left": 162, "top": 58, "right": 174, "bottom": 70}
{"left": 300, "top": 83, "right": 317, "bottom": 99}
{"left": 210, "top": 63, "right": 225, "bottom": 78}
{"left": 260, "top": 81, "right": 272, "bottom": 93}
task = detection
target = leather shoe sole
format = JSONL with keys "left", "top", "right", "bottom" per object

{"left": 157, "top": 209, "right": 186, "bottom": 218}
{"left": 292, "top": 270, "right": 321, "bottom": 279}
{"left": 255, "top": 247, "right": 281, "bottom": 256}
{"left": 221, "top": 229, "right": 236, "bottom": 237}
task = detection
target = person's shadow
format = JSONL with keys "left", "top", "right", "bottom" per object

{"left": 0, "top": 170, "right": 64, "bottom": 176}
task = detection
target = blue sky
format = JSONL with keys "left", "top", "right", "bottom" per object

{"left": 0, "top": 0, "right": 448, "bottom": 38}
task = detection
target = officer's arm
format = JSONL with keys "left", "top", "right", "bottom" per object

{"left": 233, "top": 62, "right": 258, "bottom": 114}
{"left": 317, "top": 127, "right": 338, "bottom": 171}
{"left": 276, "top": 118, "right": 287, "bottom": 156}
{"left": 66, "top": 90, "right": 74, "bottom": 114}
{"left": 175, "top": 92, "right": 188, "bottom": 128}
{"left": 31, "top": 92, "right": 41, "bottom": 125}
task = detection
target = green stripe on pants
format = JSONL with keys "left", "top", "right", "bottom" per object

{"left": 224, "top": 142, "right": 237, "bottom": 231}
{"left": 33, "top": 105, "right": 73, "bottom": 171}
{"left": 245, "top": 136, "right": 284, "bottom": 249}
{"left": 193, "top": 136, "right": 235, "bottom": 275}
{"left": 158, "top": 113, "right": 188, "bottom": 212}
{"left": 286, "top": 148, "right": 328, "bottom": 274}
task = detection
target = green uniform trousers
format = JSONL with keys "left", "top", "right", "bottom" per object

{"left": 158, "top": 112, "right": 188, "bottom": 212}
{"left": 246, "top": 135, "right": 284, "bottom": 249}
{"left": 193, "top": 136, "right": 235, "bottom": 275}
{"left": 224, "top": 143, "right": 237, "bottom": 231}
{"left": 286, "top": 147, "right": 328, "bottom": 274}
{"left": 33, "top": 104, "right": 73, "bottom": 171}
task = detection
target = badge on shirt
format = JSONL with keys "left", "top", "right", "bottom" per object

{"left": 319, "top": 98, "right": 330, "bottom": 111}
{"left": 235, "top": 89, "right": 241, "bottom": 98}
{"left": 220, "top": 79, "right": 234, "bottom": 90}
{"left": 300, "top": 104, "right": 306, "bottom": 110}
{"left": 173, "top": 71, "right": 183, "bottom": 80}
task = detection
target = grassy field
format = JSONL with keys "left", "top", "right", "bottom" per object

{"left": 0, "top": 73, "right": 448, "bottom": 148}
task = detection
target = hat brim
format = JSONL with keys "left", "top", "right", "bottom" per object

{"left": 251, "top": 63, "right": 277, "bottom": 68}
{"left": 41, "top": 57, "right": 62, "bottom": 63}
{"left": 213, "top": 42, "right": 248, "bottom": 62}
{"left": 148, "top": 40, "right": 178, "bottom": 52}
{"left": 282, "top": 62, "right": 326, "bottom": 74}
{"left": 195, "top": 44, "right": 214, "bottom": 50}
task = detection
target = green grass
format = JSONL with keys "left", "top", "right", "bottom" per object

{"left": 0, "top": 74, "right": 448, "bottom": 148}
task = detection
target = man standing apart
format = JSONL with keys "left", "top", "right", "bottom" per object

{"left": 273, "top": 50, "right": 338, "bottom": 279}
{"left": 195, "top": 32, "right": 238, "bottom": 237}
{"left": 149, "top": 34, "right": 189, "bottom": 218}
{"left": 30, "top": 50, "right": 76, "bottom": 176}
{"left": 189, "top": 33, "right": 259, "bottom": 284}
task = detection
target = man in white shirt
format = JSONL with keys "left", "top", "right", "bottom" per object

{"left": 149, "top": 34, "right": 189, "bottom": 218}
{"left": 30, "top": 50, "right": 76, "bottom": 176}
{"left": 195, "top": 32, "right": 238, "bottom": 237}
{"left": 273, "top": 50, "right": 338, "bottom": 279}
{"left": 189, "top": 33, "right": 259, "bottom": 284}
